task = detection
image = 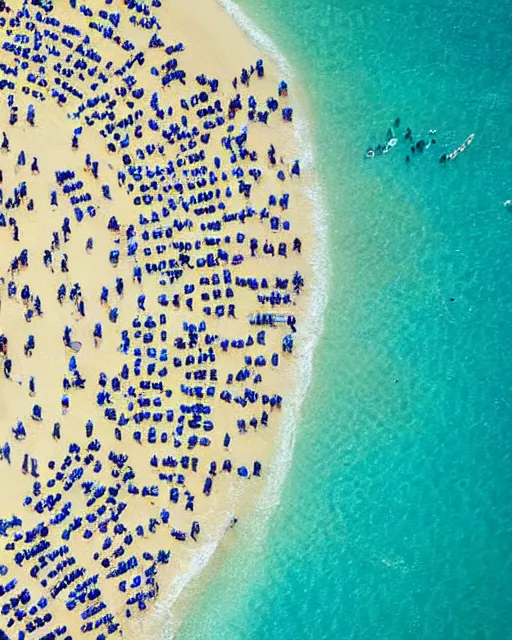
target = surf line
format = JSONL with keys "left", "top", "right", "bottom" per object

{"left": 162, "top": 0, "right": 331, "bottom": 636}
{"left": 215, "top": 0, "right": 330, "bottom": 535}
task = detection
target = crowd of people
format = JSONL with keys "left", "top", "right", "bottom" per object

{"left": 0, "top": 1, "right": 306, "bottom": 637}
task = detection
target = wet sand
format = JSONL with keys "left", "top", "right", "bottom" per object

{"left": 0, "top": 0, "right": 315, "bottom": 637}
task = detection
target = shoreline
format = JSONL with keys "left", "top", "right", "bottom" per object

{"left": 0, "top": 1, "right": 329, "bottom": 637}
{"left": 161, "top": 2, "right": 330, "bottom": 638}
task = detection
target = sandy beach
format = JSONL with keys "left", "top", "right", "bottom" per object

{"left": 0, "top": 0, "right": 315, "bottom": 637}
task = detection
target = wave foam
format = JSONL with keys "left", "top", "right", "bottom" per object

{"left": 156, "top": 524, "right": 228, "bottom": 639}
{"left": 216, "top": 0, "right": 330, "bottom": 539}
{"left": 163, "top": 1, "right": 331, "bottom": 636}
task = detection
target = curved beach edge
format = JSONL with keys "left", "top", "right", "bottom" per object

{"left": 155, "top": 2, "right": 331, "bottom": 636}
{"left": 214, "top": 0, "right": 330, "bottom": 523}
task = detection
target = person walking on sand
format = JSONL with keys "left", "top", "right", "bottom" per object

{"left": 51, "top": 231, "right": 60, "bottom": 250}
{"left": 61, "top": 254, "right": 69, "bottom": 273}
{"left": 43, "top": 249, "right": 53, "bottom": 271}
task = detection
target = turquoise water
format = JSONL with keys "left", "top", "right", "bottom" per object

{"left": 177, "top": 0, "right": 512, "bottom": 638}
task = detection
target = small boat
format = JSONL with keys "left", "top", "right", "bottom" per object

{"left": 504, "top": 200, "right": 512, "bottom": 209}
{"left": 365, "top": 147, "right": 375, "bottom": 159}
{"left": 441, "top": 133, "right": 475, "bottom": 163}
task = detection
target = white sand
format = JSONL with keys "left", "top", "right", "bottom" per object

{"left": 0, "top": 1, "right": 315, "bottom": 637}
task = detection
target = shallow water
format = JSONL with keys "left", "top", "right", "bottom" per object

{"left": 177, "top": 0, "right": 512, "bottom": 637}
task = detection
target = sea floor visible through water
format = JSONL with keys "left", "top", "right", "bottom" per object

{"left": 175, "top": 0, "right": 512, "bottom": 638}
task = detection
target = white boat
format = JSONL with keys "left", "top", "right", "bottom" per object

{"left": 440, "top": 133, "right": 475, "bottom": 163}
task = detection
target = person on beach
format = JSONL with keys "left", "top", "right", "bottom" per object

{"left": 61, "top": 254, "right": 69, "bottom": 273}
{"left": 43, "top": 249, "right": 53, "bottom": 270}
